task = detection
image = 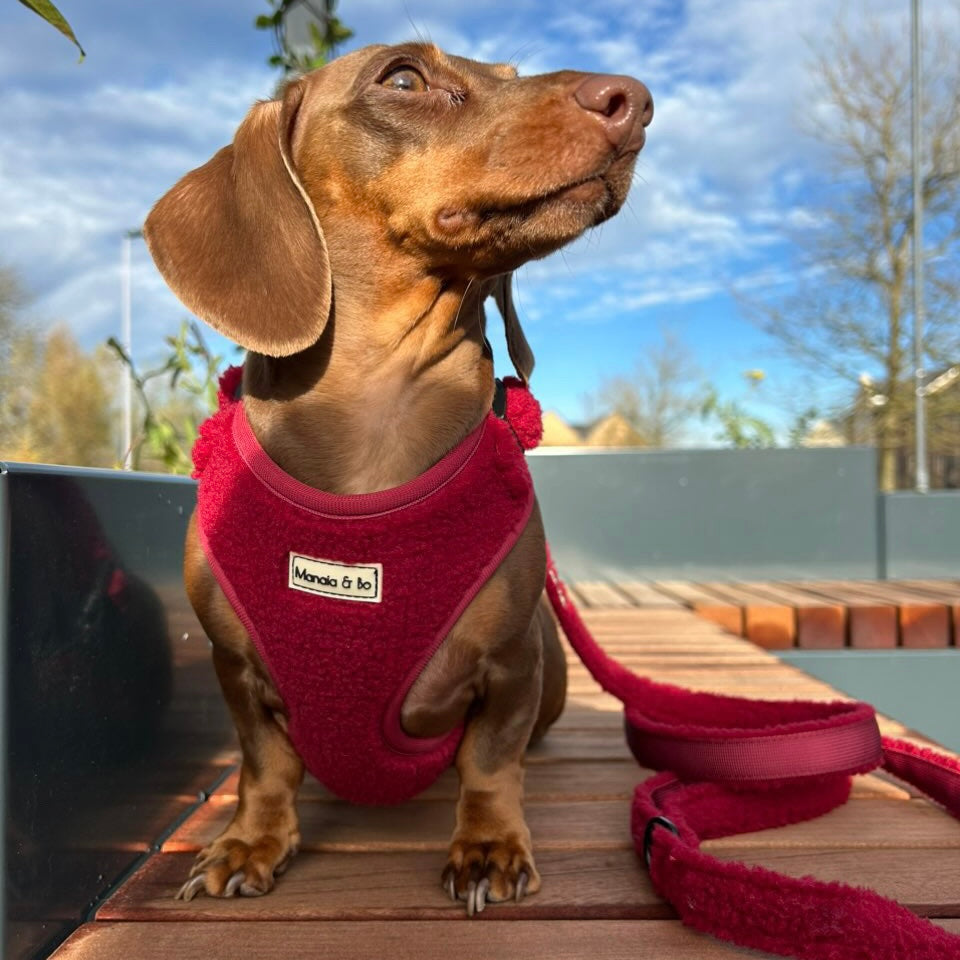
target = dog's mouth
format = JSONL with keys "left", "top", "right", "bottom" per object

{"left": 485, "top": 174, "right": 612, "bottom": 223}
{"left": 436, "top": 152, "right": 635, "bottom": 239}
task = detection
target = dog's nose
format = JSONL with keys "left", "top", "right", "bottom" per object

{"left": 573, "top": 75, "right": 653, "bottom": 152}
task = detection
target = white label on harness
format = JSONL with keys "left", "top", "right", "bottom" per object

{"left": 288, "top": 553, "right": 383, "bottom": 603}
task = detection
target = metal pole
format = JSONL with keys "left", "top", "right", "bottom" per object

{"left": 120, "top": 229, "right": 143, "bottom": 470}
{"left": 121, "top": 234, "right": 132, "bottom": 469}
{"left": 911, "top": 0, "right": 929, "bottom": 492}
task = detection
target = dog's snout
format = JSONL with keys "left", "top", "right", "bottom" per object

{"left": 573, "top": 75, "right": 653, "bottom": 152}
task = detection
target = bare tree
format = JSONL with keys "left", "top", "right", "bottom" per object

{"left": 590, "top": 330, "right": 705, "bottom": 447}
{"left": 750, "top": 15, "right": 960, "bottom": 489}
{"left": 0, "top": 263, "right": 27, "bottom": 347}
{"left": 0, "top": 265, "right": 36, "bottom": 450}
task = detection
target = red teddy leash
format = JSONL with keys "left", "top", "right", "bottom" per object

{"left": 545, "top": 557, "right": 960, "bottom": 960}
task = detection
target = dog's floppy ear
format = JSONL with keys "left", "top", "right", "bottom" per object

{"left": 143, "top": 79, "right": 331, "bottom": 357}
{"left": 491, "top": 273, "right": 534, "bottom": 383}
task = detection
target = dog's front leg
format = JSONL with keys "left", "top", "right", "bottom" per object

{"left": 178, "top": 518, "right": 304, "bottom": 900}
{"left": 442, "top": 615, "right": 544, "bottom": 915}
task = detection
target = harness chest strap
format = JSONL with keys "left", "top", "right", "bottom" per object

{"left": 545, "top": 558, "right": 960, "bottom": 960}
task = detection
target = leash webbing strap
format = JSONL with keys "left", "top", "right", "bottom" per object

{"left": 545, "top": 557, "right": 960, "bottom": 960}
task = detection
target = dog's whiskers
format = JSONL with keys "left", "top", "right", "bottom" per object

{"left": 451, "top": 277, "right": 476, "bottom": 334}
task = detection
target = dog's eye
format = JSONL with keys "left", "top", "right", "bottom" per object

{"left": 381, "top": 67, "right": 428, "bottom": 93}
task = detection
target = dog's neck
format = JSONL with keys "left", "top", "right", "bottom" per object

{"left": 242, "top": 279, "right": 494, "bottom": 495}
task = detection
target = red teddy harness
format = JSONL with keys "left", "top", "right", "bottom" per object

{"left": 193, "top": 369, "right": 960, "bottom": 957}
{"left": 192, "top": 368, "right": 540, "bottom": 805}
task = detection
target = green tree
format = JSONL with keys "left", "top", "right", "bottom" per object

{"left": 107, "top": 320, "right": 226, "bottom": 473}
{"left": 700, "top": 371, "right": 777, "bottom": 449}
{"left": 255, "top": 0, "right": 353, "bottom": 76}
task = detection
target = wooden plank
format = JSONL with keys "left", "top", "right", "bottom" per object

{"left": 696, "top": 583, "right": 796, "bottom": 650}
{"left": 780, "top": 581, "right": 898, "bottom": 649}
{"left": 894, "top": 581, "right": 959, "bottom": 644}
{"left": 163, "top": 765, "right": 914, "bottom": 810}
{"left": 50, "top": 919, "right": 806, "bottom": 960}
{"left": 162, "top": 797, "right": 634, "bottom": 852}
{"left": 99, "top": 848, "right": 666, "bottom": 921}
{"left": 564, "top": 647, "right": 772, "bottom": 666}
{"left": 525, "top": 729, "right": 634, "bottom": 762}
{"left": 614, "top": 582, "right": 683, "bottom": 608}
{"left": 652, "top": 581, "right": 744, "bottom": 636}
{"left": 575, "top": 613, "right": 733, "bottom": 638}
{"left": 551, "top": 699, "right": 627, "bottom": 721}
{"left": 848, "top": 582, "right": 951, "bottom": 648}
{"left": 215, "top": 760, "right": 647, "bottom": 804}
{"left": 740, "top": 582, "right": 846, "bottom": 649}
{"left": 579, "top": 621, "right": 731, "bottom": 637}
{"left": 705, "top": 797, "right": 960, "bottom": 850}
{"left": 563, "top": 670, "right": 843, "bottom": 702}
{"left": 163, "top": 795, "right": 960, "bottom": 855}
{"left": 709, "top": 847, "right": 960, "bottom": 916}
{"left": 100, "top": 841, "right": 960, "bottom": 922}
{"left": 571, "top": 582, "right": 634, "bottom": 608}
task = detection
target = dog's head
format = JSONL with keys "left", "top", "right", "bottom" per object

{"left": 144, "top": 43, "right": 652, "bottom": 374}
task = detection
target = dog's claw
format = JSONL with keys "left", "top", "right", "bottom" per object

{"left": 224, "top": 870, "right": 245, "bottom": 897}
{"left": 176, "top": 875, "right": 207, "bottom": 901}
{"left": 466, "top": 879, "right": 478, "bottom": 917}
{"left": 475, "top": 877, "right": 490, "bottom": 914}
{"left": 443, "top": 870, "right": 457, "bottom": 902}
{"left": 516, "top": 870, "right": 529, "bottom": 903}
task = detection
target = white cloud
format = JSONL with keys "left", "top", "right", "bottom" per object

{"left": 3, "top": 0, "right": 958, "bottom": 409}
{"left": 0, "top": 60, "right": 272, "bottom": 351}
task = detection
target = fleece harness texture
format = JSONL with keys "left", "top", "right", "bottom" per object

{"left": 193, "top": 367, "right": 539, "bottom": 805}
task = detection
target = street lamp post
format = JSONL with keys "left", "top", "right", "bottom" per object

{"left": 121, "top": 228, "right": 143, "bottom": 470}
{"left": 911, "top": 0, "right": 929, "bottom": 493}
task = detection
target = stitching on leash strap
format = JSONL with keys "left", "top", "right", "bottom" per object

{"left": 545, "top": 555, "right": 960, "bottom": 960}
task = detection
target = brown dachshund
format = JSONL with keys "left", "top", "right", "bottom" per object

{"left": 144, "top": 42, "right": 651, "bottom": 915}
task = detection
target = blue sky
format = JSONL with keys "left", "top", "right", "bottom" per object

{"left": 2, "top": 0, "right": 957, "bottom": 441}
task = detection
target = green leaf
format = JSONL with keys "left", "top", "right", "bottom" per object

{"left": 327, "top": 19, "right": 353, "bottom": 44}
{"left": 17, "top": 0, "right": 85, "bottom": 59}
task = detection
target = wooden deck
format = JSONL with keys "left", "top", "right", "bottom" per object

{"left": 50, "top": 604, "right": 960, "bottom": 959}
{"left": 571, "top": 578, "right": 959, "bottom": 650}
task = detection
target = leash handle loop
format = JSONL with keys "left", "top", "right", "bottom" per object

{"left": 545, "top": 554, "right": 960, "bottom": 960}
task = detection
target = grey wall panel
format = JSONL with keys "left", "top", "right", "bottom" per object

{"left": 882, "top": 492, "right": 960, "bottom": 579}
{"left": 0, "top": 471, "right": 10, "bottom": 960}
{"left": 528, "top": 447, "right": 880, "bottom": 581}
{"left": 0, "top": 463, "right": 232, "bottom": 960}
{"left": 781, "top": 651, "right": 960, "bottom": 753}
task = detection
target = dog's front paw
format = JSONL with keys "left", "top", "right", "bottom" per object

{"left": 441, "top": 833, "right": 540, "bottom": 916}
{"left": 176, "top": 833, "right": 299, "bottom": 901}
